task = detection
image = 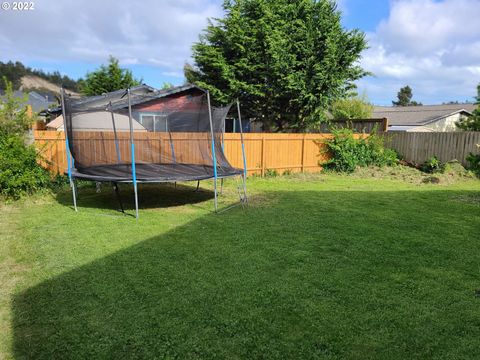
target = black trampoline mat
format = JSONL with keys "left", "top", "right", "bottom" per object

{"left": 70, "top": 163, "right": 243, "bottom": 182}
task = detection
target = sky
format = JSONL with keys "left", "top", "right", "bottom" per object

{"left": 0, "top": 0, "right": 479, "bottom": 105}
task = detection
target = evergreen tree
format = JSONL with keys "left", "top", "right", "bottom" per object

{"left": 186, "top": 0, "right": 368, "bottom": 131}
{"left": 81, "top": 56, "right": 141, "bottom": 96}
{"left": 392, "top": 85, "right": 422, "bottom": 106}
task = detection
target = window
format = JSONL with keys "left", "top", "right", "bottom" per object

{"left": 139, "top": 114, "right": 168, "bottom": 132}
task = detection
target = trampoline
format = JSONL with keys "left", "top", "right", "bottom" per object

{"left": 61, "top": 85, "right": 248, "bottom": 217}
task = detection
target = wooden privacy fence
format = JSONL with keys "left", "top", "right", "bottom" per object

{"left": 34, "top": 131, "right": 333, "bottom": 176}
{"left": 319, "top": 118, "right": 388, "bottom": 134}
{"left": 385, "top": 132, "right": 480, "bottom": 166}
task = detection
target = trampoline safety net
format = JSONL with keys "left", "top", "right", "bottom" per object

{"left": 63, "top": 88, "right": 242, "bottom": 183}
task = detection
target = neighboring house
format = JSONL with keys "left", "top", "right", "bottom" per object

{"left": 373, "top": 104, "right": 476, "bottom": 132}
{"left": 47, "top": 84, "right": 200, "bottom": 132}
{"left": 0, "top": 90, "right": 57, "bottom": 113}
{"left": 47, "top": 84, "right": 257, "bottom": 132}
{"left": 46, "top": 112, "right": 147, "bottom": 132}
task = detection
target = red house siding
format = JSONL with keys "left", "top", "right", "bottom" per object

{"left": 133, "top": 89, "right": 205, "bottom": 113}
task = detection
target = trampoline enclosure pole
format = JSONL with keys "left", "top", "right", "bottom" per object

{"left": 61, "top": 88, "right": 77, "bottom": 212}
{"left": 207, "top": 91, "right": 218, "bottom": 212}
{"left": 127, "top": 88, "right": 139, "bottom": 219}
{"left": 109, "top": 101, "right": 121, "bottom": 164}
{"left": 167, "top": 118, "right": 176, "bottom": 164}
{"left": 236, "top": 99, "right": 248, "bottom": 204}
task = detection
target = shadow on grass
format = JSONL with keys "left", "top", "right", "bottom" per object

{"left": 56, "top": 181, "right": 215, "bottom": 213}
{"left": 13, "top": 189, "right": 480, "bottom": 359}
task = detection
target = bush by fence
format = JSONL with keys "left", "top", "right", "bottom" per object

{"left": 0, "top": 135, "right": 54, "bottom": 199}
{"left": 322, "top": 128, "right": 397, "bottom": 173}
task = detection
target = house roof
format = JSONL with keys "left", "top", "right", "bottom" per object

{"left": 70, "top": 84, "right": 156, "bottom": 109}
{"left": 68, "top": 83, "right": 203, "bottom": 112}
{"left": 0, "top": 90, "right": 57, "bottom": 113}
{"left": 373, "top": 104, "right": 476, "bottom": 126}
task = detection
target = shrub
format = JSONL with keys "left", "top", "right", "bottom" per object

{"left": 0, "top": 77, "right": 64, "bottom": 199}
{"left": 265, "top": 169, "right": 279, "bottom": 177}
{"left": 0, "top": 135, "right": 53, "bottom": 199}
{"left": 420, "top": 156, "right": 442, "bottom": 173}
{"left": 322, "top": 128, "right": 398, "bottom": 173}
{"left": 466, "top": 152, "right": 480, "bottom": 174}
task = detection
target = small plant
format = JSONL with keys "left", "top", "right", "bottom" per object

{"left": 265, "top": 169, "right": 278, "bottom": 177}
{"left": 421, "top": 156, "right": 442, "bottom": 174}
{"left": 466, "top": 151, "right": 480, "bottom": 174}
{"left": 283, "top": 169, "right": 293, "bottom": 176}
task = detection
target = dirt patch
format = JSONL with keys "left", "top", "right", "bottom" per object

{"left": 351, "top": 161, "right": 476, "bottom": 185}
{"left": 20, "top": 75, "right": 80, "bottom": 96}
{"left": 451, "top": 194, "right": 480, "bottom": 205}
{"left": 247, "top": 192, "right": 278, "bottom": 207}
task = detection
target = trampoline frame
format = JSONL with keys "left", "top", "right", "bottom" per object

{"left": 61, "top": 87, "right": 248, "bottom": 218}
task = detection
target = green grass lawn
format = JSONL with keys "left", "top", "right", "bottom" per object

{"left": 1, "top": 173, "right": 480, "bottom": 359}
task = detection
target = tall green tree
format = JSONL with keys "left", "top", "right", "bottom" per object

{"left": 330, "top": 93, "right": 373, "bottom": 120}
{"left": 81, "top": 56, "right": 141, "bottom": 96}
{"left": 392, "top": 85, "right": 422, "bottom": 106}
{"left": 0, "top": 77, "right": 33, "bottom": 138}
{"left": 186, "top": 0, "right": 368, "bottom": 131}
{"left": 456, "top": 83, "right": 480, "bottom": 131}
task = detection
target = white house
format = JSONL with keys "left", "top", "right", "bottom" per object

{"left": 373, "top": 104, "right": 476, "bottom": 132}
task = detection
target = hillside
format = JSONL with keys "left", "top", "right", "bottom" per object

{"left": 20, "top": 75, "right": 80, "bottom": 96}
{"left": 0, "top": 60, "right": 80, "bottom": 92}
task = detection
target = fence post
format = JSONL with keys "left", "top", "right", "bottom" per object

{"left": 261, "top": 134, "right": 266, "bottom": 177}
{"left": 301, "top": 135, "right": 306, "bottom": 173}
{"left": 382, "top": 118, "right": 388, "bottom": 132}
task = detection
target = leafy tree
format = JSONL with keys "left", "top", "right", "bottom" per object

{"left": 161, "top": 82, "right": 175, "bottom": 90}
{"left": 330, "top": 94, "right": 373, "bottom": 120}
{"left": 456, "top": 83, "right": 480, "bottom": 131}
{"left": 80, "top": 56, "right": 141, "bottom": 96}
{"left": 392, "top": 85, "right": 422, "bottom": 106}
{"left": 186, "top": 0, "right": 368, "bottom": 131}
{"left": 0, "top": 77, "right": 33, "bottom": 138}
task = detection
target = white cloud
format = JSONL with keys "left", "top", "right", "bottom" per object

{"left": 358, "top": 0, "right": 480, "bottom": 105}
{"left": 0, "top": 0, "right": 222, "bottom": 70}
{"left": 161, "top": 71, "right": 184, "bottom": 78}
